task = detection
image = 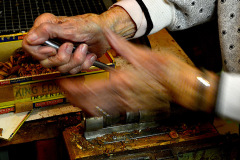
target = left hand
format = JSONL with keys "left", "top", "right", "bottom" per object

{"left": 22, "top": 13, "right": 110, "bottom": 74}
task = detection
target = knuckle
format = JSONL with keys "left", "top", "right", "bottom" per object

{"left": 70, "top": 66, "right": 82, "bottom": 74}
{"left": 40, "top": 23, "right": 51, "bottom": 33}
{"left": 35, "top": 13, "right": 55, "bottom": 23}
{"left": 73, "top": 54, "right": 85, "bottom": 64}
{"left": 57, "top": 66, "right": 68, "bottom": 73}
{"left": 56, "top": 55, "right": 67, "bottom": 63}
{"left": 81, "top": 61, "right": 92, "bottom": 70}
{"left": 62, "top": 27, "right": 77, "bottom": 39}
{"left": 56, "top": 53, "right": 70, "bottom": 64}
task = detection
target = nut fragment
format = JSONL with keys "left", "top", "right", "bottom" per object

{"left": 4, "top": 62, "right": 12, "bottom": 69}
{"left": 0, "top": 70, "right": 8, "bottom": 76}
{"left": 0, "top": 47, "right": 57, "bottom": 79}
{"left": 0, "top": 75, "right": 4, "bottom": 80}
{"left": 0, "top": 62, "right": 4, "bottom": 68}
{"left": 9, "top": 56, "right": 14, "bottom": 64}
{"left": 9, "top": 65, "right": 21, "bottom": 75}
{"left": 0, "top": 128, "right": 3, "bottom": 136}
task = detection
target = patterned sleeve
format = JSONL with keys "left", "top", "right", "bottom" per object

{"left": 167, "top": 0, "right": 217, "bottom": 31}
{"left": 113, "top": 0, "right": 217, "bottom": 38}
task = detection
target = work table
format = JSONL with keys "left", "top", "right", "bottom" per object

{"left": 0, "top": 29, "right": 192, "bottom": 146}
{"left": 0, "top": 29, "right": 205, "bottom": 157}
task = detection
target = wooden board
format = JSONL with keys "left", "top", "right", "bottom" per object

{"left": 148, "top": 29, "right": 194, "bottom": 66}
{"left": 63, "top": 121, "right": 219, "bottom": 160}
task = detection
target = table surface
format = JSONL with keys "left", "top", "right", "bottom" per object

{"left": 0, "top": 29, "right": 194, "bottom": 147}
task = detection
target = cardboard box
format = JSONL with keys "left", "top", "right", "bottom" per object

{"left": 0, "top": 33, "right": 115, "bottom": 114}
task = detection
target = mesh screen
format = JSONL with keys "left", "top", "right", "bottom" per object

{"left": 0, "top": 0, "right": 110, "bottom": 35}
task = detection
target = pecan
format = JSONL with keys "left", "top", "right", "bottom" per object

{"left": 0, "top": 62, "right": 4, "bottom": 68}
{"left": 31, "top": 68, "right": 39, "bottom": 75}
{"left": 0, "top": 47, "right": 58, "bottom": 79}
{"left": 9, "top": 56, "right": 14, "bottom": 64}
{"left": 0, "top": 128, "right": 2, "bottom": 136}
{"left": 6, "top": 75, "right": 18, "bottom": 79}
{"left": 9, "top": 65, "right": 21, "bottom": 75}
{"left": 4, "top": 62, "right": 12, "bottom": 69}
{"left": 0, "top": 75, "right": 4, "bottom": 80}
{"left": 0, "top": 70, "right": 8, "bottom": 77}
{"left": 18, "top": 67, "right": 26, "bottom": 77}
{"left": 2, "top": 63, "right": 11, "bottom": 70}
{"left": 1, "top": 67, "right": 8, "bottom": 73}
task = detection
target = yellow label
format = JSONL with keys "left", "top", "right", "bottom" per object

{"left": 31, "top": 92, "right": 65, "bottom": 102}
{"left": 13, "top": 80, "right": 62, "bottom": 100}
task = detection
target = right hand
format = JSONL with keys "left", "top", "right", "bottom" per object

{"left": 58, "top": 29, "right": 219, "bottom": 116}
{"left": 22, "top": 13, "right": 110, "bottom": 74}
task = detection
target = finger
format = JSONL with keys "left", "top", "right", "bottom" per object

{"left": 80, "top": 53, "right": 97, "bottom": 70}
{"left": 25, "top": 22, "right": 79, "bottom": 46}
{"left": 103, "top": 28, "right": 152, "bottom": 68}
{"left": 40, "top": 42, "right": 73, "bottom": 68}
{"left": 25, "top": 23, "right": 55, "bottom": 45}
{"left": 57, "top": 44, "right": 97, "bottom": 73}
{"left": 103, "top": 28, "right": 167, "bottom": 77}
{"left": 22, "top": 38, "right": 57, "bottom": 60}
{"left": 68, "top": 66, "right": 82, "bottom": 75}
{"left": 32, "top": 13, "right": 59, "bottom": 27}
{"left": 58, "top": 78, "right": 108, "bottom": 116}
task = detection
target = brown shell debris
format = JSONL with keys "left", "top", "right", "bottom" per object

{"left": 0, "top": 48, "right": 57, "bottom": 80}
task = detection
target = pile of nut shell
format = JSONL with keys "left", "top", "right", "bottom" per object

{"left": 0, "top": 48, "right": 57, "bottom": 80}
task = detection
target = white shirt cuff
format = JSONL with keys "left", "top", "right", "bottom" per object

{"left": 113, "top": 0, "right": 174, "bottom": 38}
{"left": 216, "top": 72, "right": 240, "bottom": 122}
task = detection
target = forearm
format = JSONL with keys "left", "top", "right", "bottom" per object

{"left": 99, "top": 6, "right": 137, "bottom": 39}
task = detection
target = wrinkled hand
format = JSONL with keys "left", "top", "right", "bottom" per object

{"left": 22, "top": 13, "right": 110, "bottom": 74}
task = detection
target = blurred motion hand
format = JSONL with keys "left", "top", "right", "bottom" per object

{"left": 59, "top": 29, "right": 219, "bottom": 116}
{"left": 58, "top": 29, "right": 173, "bottom": 116}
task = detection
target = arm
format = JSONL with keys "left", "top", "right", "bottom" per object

{"left": 59, "top": 29, "right": 219, "bottom": 116}
{"left": 114, "top": 0, "right": 217, "bottom": 38}
{"left": 58, "top": 28, "right": 240, "bottom": 122}
{"left": 104, "top": 28, "right": 240, "bottom": 122}
{"left": 22, "top": 6, "right": 136, "bottom": 73}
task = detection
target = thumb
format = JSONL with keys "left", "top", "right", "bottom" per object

{"left": 26, "top": 22, "right": 62, "bottom": 45}
{"left": 103, "top": 28, "right": 152, "bottom": 69}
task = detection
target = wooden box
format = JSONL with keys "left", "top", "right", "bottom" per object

{"left": 0, "top": 33, "right": 115, "bottom": 114}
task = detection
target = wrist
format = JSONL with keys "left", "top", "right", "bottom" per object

{"left": 162, "top": 55, "right": 219, "bottom": 113}
{"left": 99, "top": 6, "right": 137, "bottom": 38}
{"left": 197, "top": 70, "right": 219, "bottom": 113}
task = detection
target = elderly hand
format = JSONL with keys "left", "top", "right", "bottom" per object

{"left": 22, "top": 7, "right": 136, "bottom": 74}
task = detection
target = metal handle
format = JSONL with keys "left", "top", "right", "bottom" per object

{"left": 43, "top": 40, "right": 114, "bottom": 71}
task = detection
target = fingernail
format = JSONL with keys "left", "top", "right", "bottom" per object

{"left": 90, "top": 55, "right": 97, "bottom": 63}
{"left": 49, "top": 51, "right": 57, "bottom": 56}
{"left": 81, "top": 44, "right": 88, "bottom": 53}
{"left": 27, "top": 33, "right": 38, "bottom": 43}
{"left": 66, "top": 44, "right": 73, "bottom": 54}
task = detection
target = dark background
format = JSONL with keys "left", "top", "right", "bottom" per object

{"left": 169, "top": 18, "right": 222, "bottom": 73}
